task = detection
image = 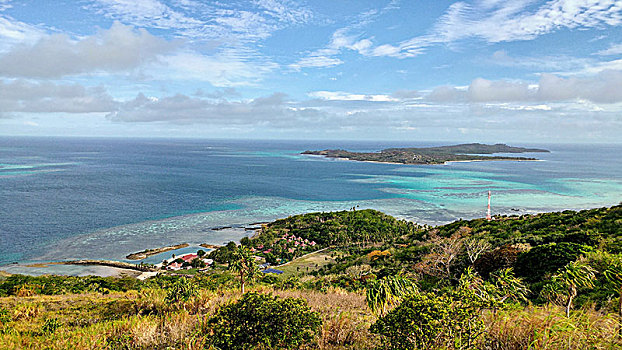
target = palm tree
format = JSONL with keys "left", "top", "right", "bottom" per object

{"left": 366, "top": 276, "right": 418, "bottom": 317}
{"left": 541, "top": 260, "right": 596, "bottom": 317}
{"left": 229, "top": 246, "right": 260, "bottom": 294}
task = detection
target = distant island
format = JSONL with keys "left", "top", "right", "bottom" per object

{"left": 302, "top": 143, "right": 550, "bottom": 165}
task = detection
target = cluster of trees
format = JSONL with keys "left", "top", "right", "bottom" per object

{"left": 227, "top": 209, "right": 421, "bottom": 263}
{"left": 315, "top": 205, "right": 622, "bottom": 317}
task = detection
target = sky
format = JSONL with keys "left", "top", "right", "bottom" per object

{"left": 0, "top": 0, "right": 621, "bottom": 143}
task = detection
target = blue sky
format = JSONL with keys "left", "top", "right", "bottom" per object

{"left": 0, "top": 0, "right": 621, "bottom": 142}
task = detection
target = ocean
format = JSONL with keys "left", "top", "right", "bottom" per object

{"left": 1, "top": 137, "right": 621, "bottom": 273}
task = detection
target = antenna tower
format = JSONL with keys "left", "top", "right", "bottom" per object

{"left": 486, "top": 190, "right": 492, "bottom": 221}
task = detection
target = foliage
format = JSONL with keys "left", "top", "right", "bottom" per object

{"left": 366, "top": 276, "right": 418, "bottom": 317}
{"left": 0, "top": 274, "right": 141, "bottom": 296}
{"left": 424, "top": 205, "right": 620, "bottom": 247}
{"left": 540, "top": 260, "right": 596, "bottom": 317}
{"left": 473, "top": 244, "right": 522, "bottom": 278}
{"left": 41, "top": 318, "right": 61, "bottom": 334}
{"left": 208, "top": 241, "right": 238, "bottom": 263}
{"left": 515, "top": 242, "right": 594, "bottom": 282}
{"left": 229, "top": 245, "right": 260, "bottom": 293}
{"left": 206, "top": 292, "right": 322, "bottom": 350}
{"left": 490, "top": 268, "right": 530, "bottom": 304}
{"left": 233, "top": 209, "right": 421, "bottom": 263}
{"left": 370, "top": 287, "right": 487, "bottom": 350}
{"left": 165, "top": 277, "right": 198, "bottom": 303}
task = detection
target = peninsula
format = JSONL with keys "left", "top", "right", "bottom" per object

{"left": 302, "top": 143, "right": 549, "bottom": 165}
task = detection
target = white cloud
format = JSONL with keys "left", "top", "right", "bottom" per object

{"left": 490, "top": 50, "right": 592, "bottom": 72}
{"left": 309, "top": 91, "right": 398, "bottom": 102}
{"left": 596, "top": 43, "right": 622, "bottom": 55}
{"left": 427, "top": 86, "right": 467, "bottom": 103}
{"left": 87, "top": 0, "right": 313, "bottom": 43}
{"left": 158, "top": 49, "right": 278, "bottom": 87}
{"left": 0, "top": 79, "right": 117, "bottom": 117}
{"left": 433, "top": 0, "right": 622, "bottom": 43}
{"left": 290, "top": 3, "right": 400, "bottom": 68}
{"left": 86, "top": 0, "right": 202, "bottom": 32}
{"left": 0, "top": 16, "right": 44, "bottom": 46}
{"left": 538, "top": 71, "right": 622, "bottom": 103}
{"left": 427, "top": 70, "right": 622, "bottom": 104}
{"left": 289, "top": 56, "right": 343, "bottom": 70}
{"left": 369, "top": 0, "right": 622, "bottom": 58}
{"left": 0, "top": 22, "right": 176, "bottom": 78}
{"left": 468, "top": 78, "right": 533, "bottom": 102}
{"left": 252, "top": 0, "right": 313, "bottom": 24}
{"left": 0, "top": 0, "right": 11, "bottom": 11}
{"left": 106, "top": 92, "right": 331, "bottom": 127}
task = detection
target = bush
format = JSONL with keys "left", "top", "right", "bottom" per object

{"left": 371, "top": 292, "right": 450, "bottom": 349}
{"left": 207, "top": 292, "right": 322, "bottom": 350}
{"left": 371, "top": 289, "right": 486, "bottom": 350}
{"left": 474, "top": 245, "right": 522, "bottom": 278}
{"left": 515, "top": 242, "right": 594, "bottom": 282}
{"left": 41, "top": 318, "right": 61, "bottom": 334}
{"left": 165, "top": 277, "right": 198, "bottom": 303}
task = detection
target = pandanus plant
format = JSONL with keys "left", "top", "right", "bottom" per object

{"left": 603, "top": 264, "right": 622, "bottom": 318}
{"left": 366, "top": 275, "right": 418, "bottom": 317}
{"left": 229, "top": 246, "right": 260, "bottom": 294}
{"left": 541, "top": 260, "right": 596, "bottom": 317}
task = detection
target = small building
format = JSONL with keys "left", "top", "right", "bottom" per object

{"left": 262, "top": 268, "right": 284, "bottom": 274}
{"left": 181, "top": 254, "right": 198, "bottom": 263}
{"left": 167, "top": 262, "right": 183, "bottom": 271}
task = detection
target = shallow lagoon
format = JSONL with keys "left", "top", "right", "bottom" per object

{"left": 1, "top": 138, "right": 620, "bottom": 273}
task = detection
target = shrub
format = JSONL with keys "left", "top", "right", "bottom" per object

{"left": 41, "top": 318, "right": 61, "bottom": 334}
{"left": 207, "top": 292, "right": 322, "bottom": 350}
{"left": 0, "top": 307, "right": 11, "bottom": 334}
{"left": 371, "top": 292, "right": 451, "bottom": 349}
{"left": 165, "top": 277, "right": 198, "bottom": 303}
{"left": 514, "top": 242, "right": 594, "bottom": 282}
{"left": 474, "top": 244, "right": 522, "bottom": 278}
{"left": 371, "top": 288, "right": 487, "bottom": 350}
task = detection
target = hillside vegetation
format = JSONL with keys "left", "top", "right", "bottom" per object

{"left": 1, "top": 204, "right": 621, "bottom": 349}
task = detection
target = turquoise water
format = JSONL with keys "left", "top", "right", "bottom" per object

{"left": 0, "top": 138, "right": 620, "bottom": 273}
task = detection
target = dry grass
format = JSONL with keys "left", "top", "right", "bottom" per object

{"left": 0, "top": 285, "right": 376, "bottom": 349}
{"left": 480, "top": 305, "right": 622, "bottom": 350}
{"left": 2, "top": 286, "right": 619, "bottom": 349}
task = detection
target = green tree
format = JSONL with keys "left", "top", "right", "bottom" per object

{"left": 366, "top": 276, "right": 418, "bottom": 317}
{"left": 229, "top": 245, "right": 260, "bottom": 294}
{"left": 190, "top": 258, "right": 206, "bottom": 269}
{"left": 541, "top": 260, "right": 596, "bottom": 317}
{"left": 207, "top": 292, "right": 322, "bottom": 350}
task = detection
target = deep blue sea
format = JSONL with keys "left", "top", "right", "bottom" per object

{"left": 1, "top": 137, "right": 621, "bottom": 272}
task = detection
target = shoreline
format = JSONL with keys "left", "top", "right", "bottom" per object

{"left": 126, "top": 243, "right": 190, "bottom": 260}
{"left": 307, "top": 154, "right": 543, "bottom": 166}
{"left": 442, "top": 159, "right": 545, "bottom": 165}
{"left": 60, "top": 259, "right": 157, "bottom": 272}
